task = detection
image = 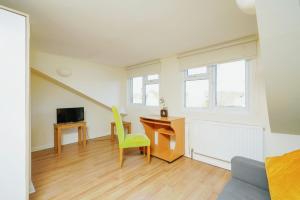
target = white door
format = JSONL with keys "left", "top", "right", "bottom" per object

{"left": 0, "top": 7, "right": 29, "bottom": 200}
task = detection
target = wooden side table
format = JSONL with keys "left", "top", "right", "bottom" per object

{"left": 54, "top": 121, "right": 87, "bottom": 155}
{"left": 111, "top": 121, "right": 131, "bottom": 142}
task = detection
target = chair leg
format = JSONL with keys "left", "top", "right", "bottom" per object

{"left": 144, "top": 146, "right": 146, "bottom": 156}
{"left": 139, "top": 147, "right": 143, "bottom": 154}
{"left": 119, "top": 148, "right": 123, "bottom": 168}
{"left": 147, "top": 146, "right": 151, "bottom": 163}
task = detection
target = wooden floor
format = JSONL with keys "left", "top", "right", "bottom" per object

{"left": 30, "top": 137, "right": 230, "bottom": 200}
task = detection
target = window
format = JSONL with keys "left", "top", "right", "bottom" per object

{"left": 146, "top": 83, "right": 159, "bottom": 106}
{"left": 185, "top": 79, "right": 209, "bottom": 108}
{"left": 147, "top": 74, "right": 159, "bottom": 81}
{"left": 184, "top": 66, "right": 210, "bottom": 108}
{"left": 130, "top": 74, "right": 159, "bottom": 106}
{"left": 184, "top": 60, "right": 248, "bottom": 109}
{"left": 132, "top": 77, "right": 143, "bottom": 104}
{"left": 187, "top": 67, "right": 207, "bottom": 76}
{"left": 216, "top": 60, "right": 246, "bottom": 107}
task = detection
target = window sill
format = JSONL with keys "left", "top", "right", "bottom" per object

{"left": 127, "top": 103, "right": 160, "bottom": 109}
{"left": 183, "top": 106, "right": 250, "bottom": 115}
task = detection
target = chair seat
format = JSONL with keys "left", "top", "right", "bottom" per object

{"left": 120, "top": 133, "right": 150, "bottom": 148}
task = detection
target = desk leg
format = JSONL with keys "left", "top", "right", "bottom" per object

{"left": 137, "top": 123, "right": 142, "bottom": 153}
{"left": 83, "top": 126, "right": 87, "bottom": 147}
{"left": 127, "top": 123, "right": 131, "bottom": 134}
{"left": 57, "top": 128, "right": 62, "bottom": 156}
{"left": 139, "top": 147, "right": 144, "bottom": 154}
{"left": 111, "top": 124, "right": 115, "bottom": 142}
{"left": 54, "top": 127, "right": 58, "bottom": 152}
{"left": 147, "top": 146, "right": 151, "bottom": 163}
{"left": 78, "top": 127, "right": 82, "bottom": 144}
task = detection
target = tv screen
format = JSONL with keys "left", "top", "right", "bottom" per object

{"left": 56, "top": 107, "right": 84, "bottom": 124}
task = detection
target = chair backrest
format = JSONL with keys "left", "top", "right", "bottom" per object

{"left": 111, "top": 106, "right": 125, "bottom": 146}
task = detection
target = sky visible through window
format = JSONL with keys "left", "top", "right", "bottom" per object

{"left": 146, "top": 83, "right": 159, "bottom": 106}
{"left": 185, "top": 79, "right": 209, "bottom": 108}
{"left": 187, "top": 67, "right": 207, "bottom": 76}
{"left": 132, "top": 76, "right": 143, "bottom": 104}
{"left": 217, "top": 60, "right": 246, "bottom": 107}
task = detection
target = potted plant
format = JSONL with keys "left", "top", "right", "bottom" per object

{"left": 159, "top": 97, "right": 168, "bottom": 117}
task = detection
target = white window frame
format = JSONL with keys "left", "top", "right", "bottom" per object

{"left": 184, "top": 59, "right": 250, "bottom": 111}
{"left": 129, "top": 74, "right": 160, "bottom": 107}
{"left": 184, "top": 66, "right": 213, "bottom": 109}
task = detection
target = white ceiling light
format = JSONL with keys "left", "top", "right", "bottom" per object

{"left": 236, "top": 0, "right": 256, "bottom": 15}
{"left": 56, "top": 67, "right": 72, "bottom": 77}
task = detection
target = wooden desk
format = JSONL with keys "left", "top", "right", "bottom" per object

{"left": 140, "top": 116, "right": 185, "bottom": 162}
{"left": 110, "top": 121, "right": 131, "bottom": 142}
{"left": 54, "top": 121, "right": 87, "bottom": 155}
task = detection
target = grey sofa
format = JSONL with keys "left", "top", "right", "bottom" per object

{"left": 217, "top": 156, "right": 270, "bottom": 200}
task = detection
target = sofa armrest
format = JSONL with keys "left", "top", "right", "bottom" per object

{"left": 231, "top": 156, "right": 269, "bottom": 191}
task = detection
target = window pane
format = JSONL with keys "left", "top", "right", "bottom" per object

{"left": 146, "top": 84, "right": 159, "bottom": 106}
{"left": 217, "top": 60, "right": 246, "bottom": 107}
{"left": 185, "top": 80, "right": 209, "bottom": 108}
{"left": 147, "top": 74, "right": 159, "bottom": 81}
{"left": 132, "top": 77, "right": 143, "bottom": 104}
{"left": 187, "top": 67, "right": 207, "bottom": 76}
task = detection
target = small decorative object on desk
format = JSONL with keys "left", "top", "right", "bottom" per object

{"left": 159, "top": 97, "right": 168, "bottom": 117}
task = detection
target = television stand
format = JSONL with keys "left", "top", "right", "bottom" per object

{"left": 53, "top": 121, "right": 87, "bottom": 156}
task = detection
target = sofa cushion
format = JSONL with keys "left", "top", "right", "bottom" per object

{"left": 266, "top": 149, "right": 300, "bottom": 200}
{"left": 231, "top": 156, "right": 269, "bottom": 190}
{"left": 217, "top": 178, "right": 270, "bottom": 200}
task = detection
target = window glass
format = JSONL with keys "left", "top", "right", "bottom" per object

{"left": 147, "top": 74, "right": 159, "bottom": 81}
{"left": 132, "top": 76, "right": 143, "bottom": 104}
{"left": 185, "top": 79, "right": 209, "bottom": 108}
{"left": 216, "top": 60, "right": 246, "bottom": 107}
{"left": 187, "top": 67, "right": 207, "bottom": 76}
{"left": 130, "top": 74, "right": 160, "bottom": 106}
{"left": 146, "top": 84, "right": 159, "bottom": 106}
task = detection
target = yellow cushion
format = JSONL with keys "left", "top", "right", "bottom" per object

{"left": 265, "top": 149, "right": 300, "bottom": 200}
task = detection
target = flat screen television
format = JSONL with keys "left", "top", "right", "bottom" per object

{"left": 56, "top": 107, "right": 84, "bottom": 124}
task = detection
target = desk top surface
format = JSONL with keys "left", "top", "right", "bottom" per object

{"left": 54, "top": 121, "right": 86, "bottom": 127}
{"left": 140, "top": 115, "right": 184, "bottom": 122}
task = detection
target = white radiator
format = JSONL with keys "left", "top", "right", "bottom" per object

{"left": 190, "top": 121, "right": 264, "bottom": 168}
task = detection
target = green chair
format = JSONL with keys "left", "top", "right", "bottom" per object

{"left": 112, "top": 106, "right": 151, "bottom": 167}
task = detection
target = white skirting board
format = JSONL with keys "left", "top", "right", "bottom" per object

{"left": 191, "top": 153, "right": 231, "bottom": 170}
{"left": 32, "top": 144, "right": 54, "bottom": 152}
{"left": 29, "top": 180, "right": 35, "bottom": 194}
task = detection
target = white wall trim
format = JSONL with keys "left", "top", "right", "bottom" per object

{"left": 187, "top": 153, "right": 231, "bottom": 170}
{"left": 31, "top": 144, "right": 54, "bottom": 152}
{"left": 29, "top": 180, "right": 35, "bottom": 194}
{"left": 126, "top": 59, "right": 161, "bottom": 70}
{"left": 178, "top": 35, "right": 258, "bottom": 59}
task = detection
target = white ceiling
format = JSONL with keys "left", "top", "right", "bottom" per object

{"left": 1, "top": 0, "right": 257, "bottom": 67}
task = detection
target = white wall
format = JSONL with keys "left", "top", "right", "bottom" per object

{"left": 124, "top": 42, "right": 300, "bottom": 160}
{"left": 30, "top": 50, "right": 127, "bottom": 151}
{"left": 31, "top": 49, "right": 126, "bottom": 109}
{"left": 264, "top": 132, "right": 300, "bottom": 157}
{"left": 256, "top": 0, "right": 300, "bottom": 134}
{"left": 0, "top": 7, "right": 29, "bottom": 200}
{"left": 31, "top": 71, "right": 114, "bottom": 151}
